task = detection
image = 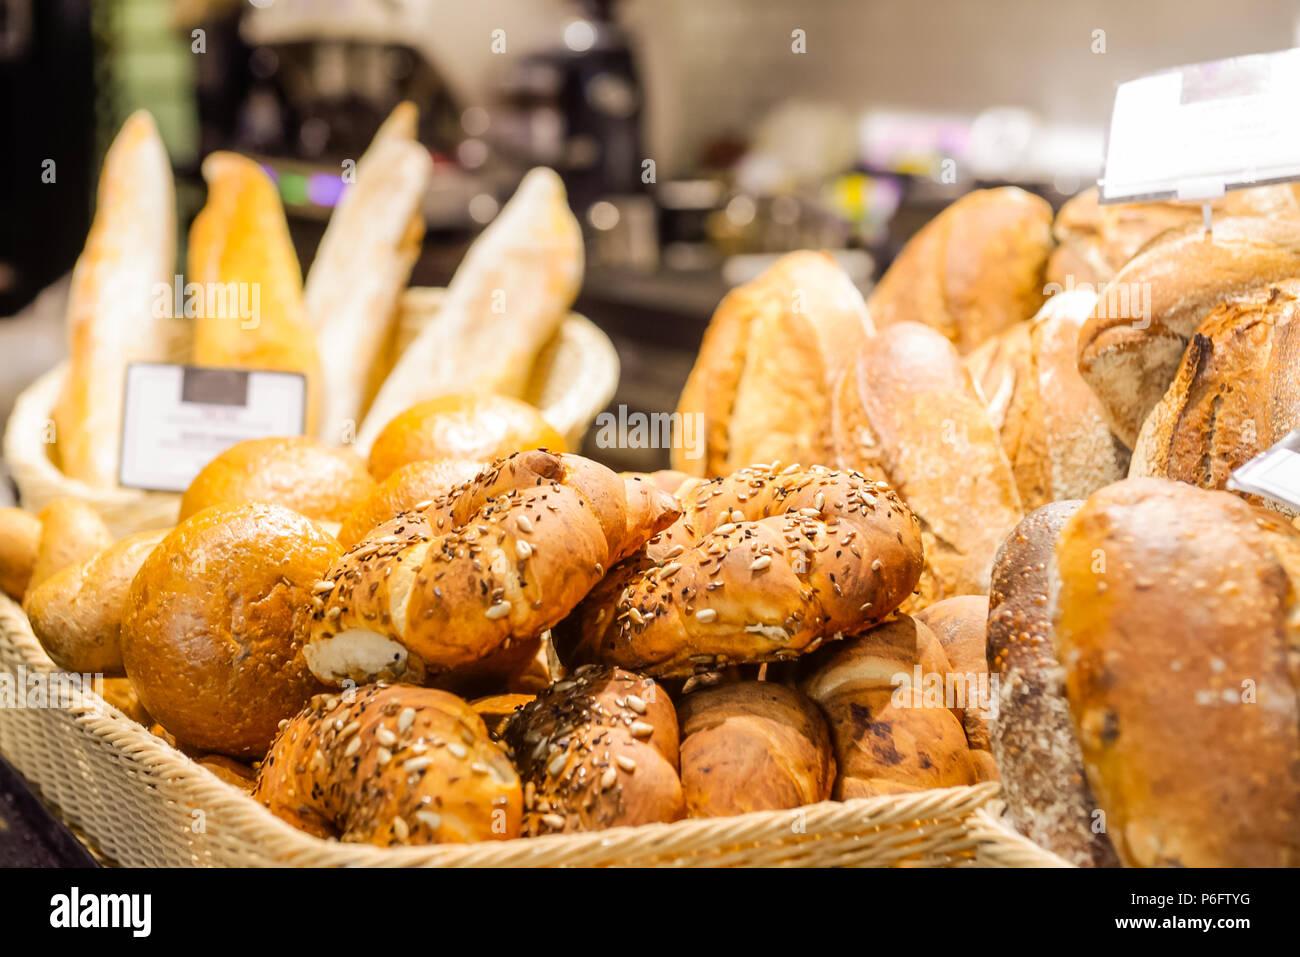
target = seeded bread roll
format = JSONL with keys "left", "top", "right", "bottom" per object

{"left": 503, "top": 666, "right": 683, "bottom": 834}
{"left": 255, "top": 684, "right": 521, "bottom": 845}
{"left": 678, "top": 681, "right": 834, "bottom": 817}
{"left": 913, "top": 594, "right": 993, "bottom": 753}
{"left": 559, "top": 464, "right": 923, "bottom": 677}
{"left": 1052, "top": 479, "right": 1300, "bottom": 867}
{"left": 0, "top": 508, "right": 41, "bottom": 601}
{"left": 28, "top": 500, "right": 112, "bottom": 592}
{"left": 1077, "top": 216, "right": 1300, "bottom": 447}
{"left": 672, "top": 251, "right": 873, "bottom": 477}
{"left": 338, "top": 458, "right": 485, "bottom": 547}
{"left": 966, "top": 290, "right": 1129, "bottom": 510}
{"left": 303, "top": 451, "right": 680, "bottom": 686}
{"left": 121, "top": 503, "right": 341, "bottom": 758}
{"left": 25, "top": 529, "right": 167, "bottom": 674}
{"left": 799, "top": 615, "right": 983, "bottom": 798}
{"left": 180, "top": 436, "right": 376, "bottom": 527}
{"left": 1129, "top": 280, "right": 1300, "bottom": 513}
{"left": 868, "top": 187, "right": 1054, "bottom": 354}
{"left": 986, "top": 501, "right": 1120, "bottom": 868}
{"left": 832, "top": 321, "right": 1023, "bottom": 608}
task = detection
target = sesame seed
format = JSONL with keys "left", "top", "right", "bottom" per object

{"left": 516, "top": 540, "right": 532, "bottom": 560}
{"left": 542, "top": 813, "right": 566, "bottom": 830}
{"left": 448, "top": 742, "right": 468, "bottom": 759}
{"left": 375, "top": 727, "right": 397, "bottom": 747}
{"left": 600, "top": 768, "right": 618, "bottom": 790}
{"left": 625, "top": 694, "right": 647, "bottom": 714}
{"left": 695, "top": 608, "right": 718, "bottom": 623}
{"left": 398, "top": 708, "right": 415, "bottom": 732}
{"left": 392, "top": 816, "right": 409, "bottom": 841}
{"left": 751, "top": 555, "right": 772, "bottom": 571}
{"left": 485, "top": 600, "right": 511, "bottom": 619}
{"left": 344, "top": 737, "right": 361, "bottom": 757}
{"left": 616, "top": 755, "right": 637, "bottom": 772}
{"left": 516, "top": 515, "right": 533, "bottom": 533}
{"left": 403, "top": 755, "right": 434, "bottom": 772}
{"left": 377, "top": 747, "right": 392, "bottom": 765}
{"left": 629, "top": 721, "right": 654, "bottom": 738}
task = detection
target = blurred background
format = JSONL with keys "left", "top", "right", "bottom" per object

{"left": 3, "top": 0, "right": 1299, "bottom": 466}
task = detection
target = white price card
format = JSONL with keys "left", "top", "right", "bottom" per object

{"left": 1100, "top": 47, "right": 1300, "bottom": 203}
{"left": 1228, "top": 428, "right": 1300, "bottom": 512}
{"left": 118, "top": 364, "right": 306, "bottom": 492}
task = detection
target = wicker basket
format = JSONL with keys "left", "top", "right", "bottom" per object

{"left": 0, "top": 593, "right": 1045, "bottom": 868}
{"left": 3, "top": 301, "right": 619, "bottom": 539}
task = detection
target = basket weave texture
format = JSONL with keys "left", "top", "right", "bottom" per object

{"left": 0, "top": 594, "right": 1070, "bottom": 867}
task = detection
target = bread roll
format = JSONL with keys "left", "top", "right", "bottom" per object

{"left": 1077, "top": 216, "right": 1300, "bottom": 446}
{"left": 357, "top": 168, "right": 583, "bottom": 453}
{"left": 51, "top": 110, "right": 182, "bottom": 486}
{"left": 471, "top": 692, "right": 535, "bottom": 740}
{"left": 306, "top": 102, "right": 432, "bottom": 445}
{"left": 199, "top": 754, "right": 256, "bottom": 793}
{"left": 99, "top": 677, "right": 151, "bottom": 726}
{"left": 1053, "top": 479, "right": 1300, "bottom": 867}
{"left": 1129, "top": 280, "right": 1300, "bottom": 511}
{"left": 366, "top": 393, "right": 565, "bottom": 482}
{"left": 303, "top": 451, "right": 680, "bottom": 686}
{"left": 966, "top": 290, "right": 1129, "bottom": 509}
{"left": 620, "top": 469, "right": 696, "bottom": 497}
{"left": 868, "top": 187, "right": 1053, "bottom": 353}
{"left": 678, "top": 681, "right": 834, "bottom": 817}
{"left": 831, "top": 321, "right": 1022, "bottom": 607}
{"left": 986, "top": 501, "right": 1119, "bottom": 867}
{"left": 179, "top": 436, "right": 375, "bottom": 526}
{"left": 672, "top": 251, "right": 872, "bottom": 477}
{"left": 121, "top": 503, "right": 341, "bottom": 758}
{"left": 338, "top": 458, "right": 484, "bottom": 547}
{"left": 25, "top": 529, "right": 166, "bottom": 674}
{"left": 913, "top": 594, "right": 992, "bottom": 752}
{"left": 799, "top": 616, "right": 982, "bottom": 798}
{"left": 189, "top": 152, "right": 321, "bottom": 433}
{"left": 502, "top": 666, "right": 683, "bottom": 834}
{"left": 0, "top": 508, "right": 40, "bottom": 601}
{"left": 255, "top": 684, "right": 521, "bottom": 845}
{"left": 28, "top": 499, "right": 112, "bottom": 592}
{"left": 560, "top": 464, "right": 923, "bottom": 677}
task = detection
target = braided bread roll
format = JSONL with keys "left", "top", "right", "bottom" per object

{"left": 502, "top": 666, "right": 683, "bottom": 834}
{"left": 559, "top": 464, "right": 923, "bottom": 677}
{"left": 254, "top": 684, "right": 521, "bottom": 845}
{"left": 303, "top": 451, "right": 680, "bottom": 686}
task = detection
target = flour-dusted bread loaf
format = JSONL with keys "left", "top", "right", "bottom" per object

{"left": 51, "top": 111, "right": 183, "bottom": 486}
{"left": 1052, "top": 479, "right": 1300, "bottom": 867}
{"left": 356, "top": 168, "right": 583, "bottom": 453}
{"left": 1129, "top": 280, "right": 1300, "bottom": 513}
{"left": 672, "top": 251, "right": 873, "bottom": 477}
{"left": 306, "top": 102, "right": 432, "bottom": 445}
{"left": 832, "top": 321, "right": 1022, "bottom": 608}
{"left": 966, "top": 289, "right": 1128, "bottom": 509}
{"left": 868, "top": 187, "right": 1054, "bottom": 354}
{"left": 987, "top": 501, "right": 1119, "bottom": 867}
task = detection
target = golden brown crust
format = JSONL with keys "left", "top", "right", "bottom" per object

{"left": 560, "top": 464, "right": 923, "bottom": 677}
{"left": 338, "top": 458, "right": 485, "bottom": 547}
{"left": 678, "top": 681, "right": 834, "bottom": 817}
{"left": 198, "top": 754, "right": 257, "bottom": 793}
{"left": 180, "top": 436, "right": 375, "bottom": 525}
{"left": 1129, "top": 280, "right": 1300, "bottom": 512}
{"left": 121, "top": 503, "right": 341, "bottom": 758}
{"left": 25, "top": 529, "right": 167, "bottom": 674}
{"left": 1077, "top": 216, "right": 1300, "bottom": 446}
{"left": 98, "top": 677, "right": 151, "bottom": 726}
{"left": 913, "top": 594, "right": 992, "bottom": 751}
{"left": 28, "top": 499, "right": 112, "bottom": 592}
{"left": 672, "top": 251, "right": 872, "bottom": 477}
{"left": 832, "top": 321, "right": 1022, "bottom": 608}
{"left": 502, "top": 666, "right": 683, "bottom": 834}
{"left": 254, "top": 684, "right": 521, "bottom": 845}
{"left": 799, "top": 616, "right": 982, "bottom": 798}
{"left": 869, "top": 187, "right": 1053, "bottom": 353}
{"left": 1052, "top": 478, "right": 1300, "bottom": 867}
{"left": 0, "top": 507, "right": 40, "bottom": 601}
{"left": 986, "top": 501, "right": 1120, "bottom": 868}
{"left": 303, "top": 451, "right": 680, "bottom": 685}
{"left": 471, "top": 693, "right": 535, "bottom": 740}
{"left": 366, "top": 393, "right": 565, "bottom": 482}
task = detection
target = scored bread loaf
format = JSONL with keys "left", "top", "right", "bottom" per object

{"left": 831, "top": 320, "right": 1022, "bottom": 607}
{"left": 1129, "top": 280, "right": 1300, "bottom": 512}
{"left": 502, "top": 666, "right": 684, "bottom": 834}
{"left": 987, "top": 501, "right": 1119, "bottom": 867}
{"left": 913, "top": 594, "right": 993, "bottom": 754}
{"left": 966, "top": 289, "right": 1129, "bottom": 509}
{"left": 189, "top": 152, "right": 322, "bottom": 434}
{"left": 305, "top": 102, "right": 432, "bottom": 445}
{"left": 678, "top": 681, "right": 834, "bottom": 817}
{"left": 1077, "top": 216, "right": 1300, "bottom": 446}
{"left": 27, "top": 499, "right": 112, "bottom": 592}
{"left": 0, "top": 508, "right": 41, "bottom": 601}
{"left": 356, "top": 168, "right": 583, "bottom": 454}
{"left": 1052, "top": 479, "right": 1300, "bottom": 867}
{"left": 672, "top": 251, "right": 872, "bottom": 477}
{"left": 868, "top": 187, "right": 1053, "bottom": 353}
{"left": 51, "top": 111, "right": 183, "bottom": 485}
